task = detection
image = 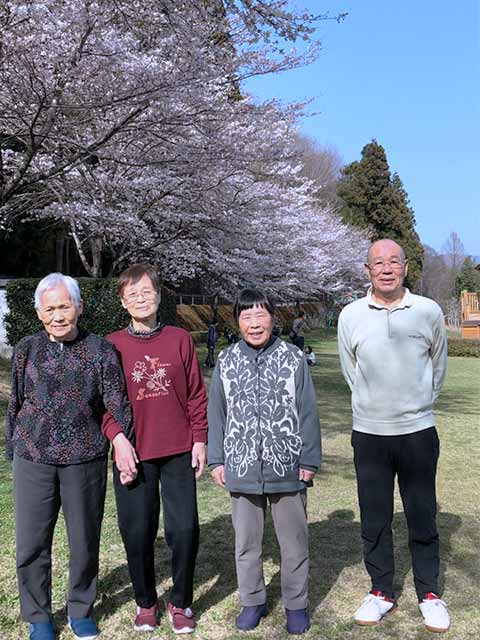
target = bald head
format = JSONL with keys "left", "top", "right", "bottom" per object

{"left": 367, "top": 239, "right": 405, "bottom": 264}
{"left": 365, "top": 238, "right": 408, "bottom": 303}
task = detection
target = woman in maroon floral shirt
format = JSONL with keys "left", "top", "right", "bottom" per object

{"left": 102, "top": 264, "right": 208, "bottom": 635}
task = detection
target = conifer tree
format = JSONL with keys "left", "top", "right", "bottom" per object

{"left": 456, "top": 256, "right": 480, "bottom": 294}
{"left": 337, "top": 140, "right": 423, "bottom": 288}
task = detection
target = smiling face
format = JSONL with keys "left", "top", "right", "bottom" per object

{"left": 365, "top": 239, "right": 408, "bottom": 301}
{"left": 36, "top": 285, "right": 82, "bottom": 341}
{"left": 238, "top": 303, "right": 274, "bottom": 348}
{"left": 121, "top": 273, "right": 160, "bottom": 324}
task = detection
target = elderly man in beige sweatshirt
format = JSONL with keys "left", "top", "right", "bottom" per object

{"left": 338, "top": 239, "right": 450, "bottom": 634}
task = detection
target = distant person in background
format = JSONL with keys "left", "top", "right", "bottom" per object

{"left": 338, "top": 239, "right": 449, "bottom": 633}
{"left": 304, "top": 346, "right": 316, "bottom": 366}
{"left": 223, "top": 327, "right": 239, "bottom": 345}
{"left": 205, "top": 319, "right": 217, "bottom": 368}
{"left": 5, "top": 273, "right": 132, "bottom": 640}
{"left": 291, "top": 310, "right": 306, "bottom": 350}
{"left": 272, "top": 320, "right": 282, "bottom": 337}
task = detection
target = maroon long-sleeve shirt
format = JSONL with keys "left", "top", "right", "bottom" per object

{"left": 102, "top": 326, "right": 208, "bottom": 461}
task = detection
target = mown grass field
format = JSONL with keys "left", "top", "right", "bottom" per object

{"left": 0, "top": 330, "right": 479, "bottom": 639}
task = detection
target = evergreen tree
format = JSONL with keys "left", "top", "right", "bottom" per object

{"left": 456, "top": 256, "right": 480, "bottom": 294}
{"left": 337, "top": 140, "right": 424, "bottom": 288}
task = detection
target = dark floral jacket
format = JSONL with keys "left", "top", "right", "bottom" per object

{"left": 5, "top": 330, "right": 133, "bottom": 465}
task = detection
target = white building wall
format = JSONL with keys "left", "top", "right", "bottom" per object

{"left": 0, "top": 283, "right": 13, "bottom": 358}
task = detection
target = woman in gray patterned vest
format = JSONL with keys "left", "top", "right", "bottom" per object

{"left": 207, "top": 288, "right": 322, "bottom": 635}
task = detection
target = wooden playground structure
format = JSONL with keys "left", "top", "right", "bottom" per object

{"left": 460, "top": 291, "right": 480, "bottom": 339}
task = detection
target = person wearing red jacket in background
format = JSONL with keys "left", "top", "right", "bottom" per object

{"left": 103, "top": 264, "right": 208, "bottom": 635}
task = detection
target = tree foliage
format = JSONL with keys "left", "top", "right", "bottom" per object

{"left": 418, "top": 244, "right": 452, "bottom": 305}
{"left": 456, "top": 256, "right": 480, "bottom": 294}
{"left": 336, "top": 140, "right": 423, "bottom": 288}
{"left": 418, "top": 233, "right": 477, "bottom": 327}
{"left": 293, "top": 134, "right": 342, "bottom": 208}
{"left": 0, "top": 0, "right": 363, "bottom": 296}
{"left": 5, "top": 277, "right": 177, "bottom": 345}
{"left": 441, "top": 230, "right": 465, "bottom": 294}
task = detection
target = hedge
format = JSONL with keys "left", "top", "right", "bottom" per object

{"left": 5, "top": 278, "right": 177, "bottom": 346}
{"left": 447, "top": 337, "right": 480, "bottom": 358}
{"left": 190, "top": 330, "right": 208, "bottom": 346}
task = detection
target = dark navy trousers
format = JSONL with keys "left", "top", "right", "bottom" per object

{"left": 113, "top": 451, "right": 199, "bottom": 609}
{"left": 352, "top": 427, "right": 440, "bottom": 600}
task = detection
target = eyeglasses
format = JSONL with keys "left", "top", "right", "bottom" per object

{"left": 366, "top": 259, "right": 406, "bottom": 275}
{"left": 123, "top": 289, "right": 157, "bottom": 303}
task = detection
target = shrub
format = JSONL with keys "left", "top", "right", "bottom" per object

{"left": 5, "top": 278, "right": 176, "bottom": 346}
{"left": 447, "top": 337, "right": 480, "bottom": 358}
{"left": 190, "top": 331, "right": 208, "bottom": 345}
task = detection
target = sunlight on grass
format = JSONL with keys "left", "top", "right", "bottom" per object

{"left": 0, "top": 330, "right": 479, "bottom": 639}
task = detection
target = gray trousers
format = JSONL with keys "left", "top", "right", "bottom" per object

{"left": 231, "top": 491, "right": 308, "bottom": 610}
{"left": 13, "top": 454, "right": 107, "bottom": 622}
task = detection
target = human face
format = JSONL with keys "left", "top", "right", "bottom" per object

{"left": 238, "top": 304, "right": 274, "bottom": 348}
{"left": 121, "top": 274, "right": 160, "bottom": 323}
{"left": 365, "top": 240, "right": 408, "bottom": 300}
{"left": 36, "top": 285, "right": 82, "bottom": 341}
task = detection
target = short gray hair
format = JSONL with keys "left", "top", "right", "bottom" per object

{"left": 34, "top": 273, "right": 82, "bottom": 310}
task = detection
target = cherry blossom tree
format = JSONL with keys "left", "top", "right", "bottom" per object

{"left": 0, "top": 0, "right": 363, "bottom": 295}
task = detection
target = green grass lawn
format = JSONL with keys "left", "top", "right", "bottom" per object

{"left": 0, "top": 331, "right": 479, "bottom": 639}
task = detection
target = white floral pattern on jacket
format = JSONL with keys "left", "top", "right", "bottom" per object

{"left": 218, "top": 340, "right": 302, "bottom": 479}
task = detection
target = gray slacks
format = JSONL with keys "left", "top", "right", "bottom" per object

{"left": 13, "top": 454, "right": 107, "bottom": 622}
{"left": 231, "top": 491, "right": 308, "bottom": 610}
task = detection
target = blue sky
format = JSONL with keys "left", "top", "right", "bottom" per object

{"left": 246, "top": 0, "right": 479, "bottom": 257}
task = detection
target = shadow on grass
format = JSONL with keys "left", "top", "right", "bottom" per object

{"left": 392, "top": 509, "right": 474, "bottom": 599}
{"left": 435, "top": 389, "right": 480, "bottom": 418}
{"left": 318, "top": 452, "right": 356, "bottom": 482}
{"left": 90, "top": 507, "right": 470, "bottom": 628}
{"left": 92, "top": 510, "right": 362, "bottom": 623}
{"left": 310, "top": 353, "right": 353, "bottom": 438}
{"left": 254, "top": 510, "right": 465, "bottom": 613}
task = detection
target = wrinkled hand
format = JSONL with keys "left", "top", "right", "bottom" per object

{"left": 299, "top": 468, "right": 316, "bottom": 483}
{"left": 113, "top": 432, "right": 138, "bottom": 477}
{"left": 119, "top": 470, "right": 137, "bottom": 485}
{"left": 191, "top": 442, "right": 206, "bottom": 479}
{"left": 211, "top": 465, "right": 225, "bottom": 488}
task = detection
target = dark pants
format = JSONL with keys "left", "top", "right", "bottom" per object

{"left": 113, "top": 452, "right": 199, "bottom": 609}
{"left": 294, "top": 336, "right": 305, "bottom": 350}
{"left": 205, "top": 345, "right": 215, "bottom": 367}
{"left": 13, "top": 454, "right": 107, "bottom": 622}
{"left": 352, "top": 427, "right": 440, "bottom": 600}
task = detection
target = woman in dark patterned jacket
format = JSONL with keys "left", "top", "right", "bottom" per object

{"left": 207, "top": 288, "right": 322, "bottom": 635}
{"left": 4, "top": 273, "right": 133, "bottom": 640}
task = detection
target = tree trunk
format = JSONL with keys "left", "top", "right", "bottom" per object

{"left": 69, "top": 223, "right": 94, "bottom": 276}
{"left": 55, "top": 231, "right": 65, "bottom": 272}
{"left": 89, "top": 237, "right": 103, "bottom": 278}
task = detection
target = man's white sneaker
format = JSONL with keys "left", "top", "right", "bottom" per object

{"left": 419, "top": 593, "right": 450, "bottom": 633}
{"left": 354, "top": 591, "right": 397, "bottom": 626}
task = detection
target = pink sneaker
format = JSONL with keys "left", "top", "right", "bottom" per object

{"left": 134, "top": 602, "right": 158, "bottom": 631}
{"left": 167, "top": 602, "right": 196, "bottom": 634}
